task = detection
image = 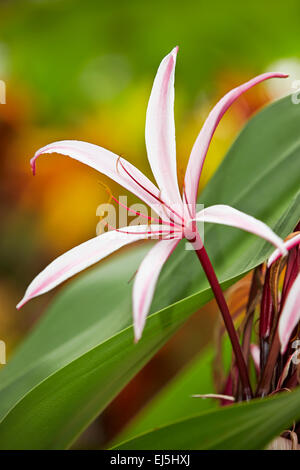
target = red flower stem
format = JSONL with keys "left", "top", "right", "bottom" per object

{"left": 194, "top": 243, "right": 253, "bottom": 400}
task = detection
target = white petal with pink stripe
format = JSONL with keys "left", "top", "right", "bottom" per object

{"left": 17, "top": 225, "right": 175, "bottom": 310}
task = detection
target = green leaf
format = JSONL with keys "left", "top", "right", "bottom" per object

{"left": 114, "top": 349, "right": 218, "bottom": 446}
{"left": 115, "top": 387, "right": 300, "bottom": 450}
{"left": 114, "top": 341, "right": 232, "bottom": 445}
{"left": 0, "top": 96, "right": 299, "bottom": 449}
{"left": 0, "top": 255, "right": 234, "bottom": 450}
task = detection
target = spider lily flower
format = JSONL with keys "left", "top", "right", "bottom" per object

{"left": 17, "top": 47, "right": 287, "bottom": 342}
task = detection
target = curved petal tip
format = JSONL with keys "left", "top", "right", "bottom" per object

{"left": 134, "top": 328, "right": 142, "bottom": 344}
{"left": 275, "top": 72, "right": 289, "bottom": 78}
{"left": 16, "top": 297, "right": 29, "bottom": 310}
{"left": 30, "top": 156, "right": 36, "bottom": 175}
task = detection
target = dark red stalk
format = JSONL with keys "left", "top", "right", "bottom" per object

{"left": 193, "top": 239, "right": 252, "bottom": 400}
{"left": 221, "top": 367, "right": 237, "bottom": 406}
{"left": 259, "top": 269, "right": 273, "bottom": 370}
{"left": 236, "top": 267, "right": 262, "bottom": 401}
{"left": 285, "top": 368, "right": 300, "bottom": 389}
{"left": 242, "top": 266, "right": 262, "bottom": 364}
{"left": 256, "top": 332, "right": 280, "bottom": 397}
{"left": 259, "top": 270, "right": 273, "bottom": 340}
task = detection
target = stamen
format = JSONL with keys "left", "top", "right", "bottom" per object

{"left": 98, "top": 180, "right": 113, "bottom": 205}
{"left": 103, "top": 220, "right": 180, "bottom": 238}
{"left": 158, "top": 189, "right": 178, "bottom": 226}
{"left": 118, "top": 158, "right": 185, "bottom": 225}
{"left": 115, "top": 227, "right": 180, "bottom": 237}
{"left": 111, "top": 194, "right": 153, "bottom": 221}
{"left": 99, "top": 179, "right": 160, "bottom": 223}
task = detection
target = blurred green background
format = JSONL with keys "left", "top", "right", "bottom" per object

{"left": 0, "top": 0, "right": 299, "bottom": 447}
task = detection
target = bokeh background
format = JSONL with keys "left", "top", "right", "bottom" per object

{"left": 0, "top": 0, "right": 299, "bottom": 448}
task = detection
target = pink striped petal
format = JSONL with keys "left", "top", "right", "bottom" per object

{"left": 268, "top": 233, "right": 300, "bottom": 267}
{"left": 145, "top": 47, "right": 182, "bottom": 207}
{"left": 17, "top": 225, "right": 172, "bottom": 309}
{"left": 184, "top": 72, "right": 288, "bottom": 210}
{"left": 195, "top": 205, "right": 287, "bottom": 254}
{"left": 30, "top": 140, "right": 165, "bottom": 218}
{"left": 278, "top": 273, "right": 300, "bottom": 354}
{"left": 133, "top": 238, "right": 180, "bottom": 341}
